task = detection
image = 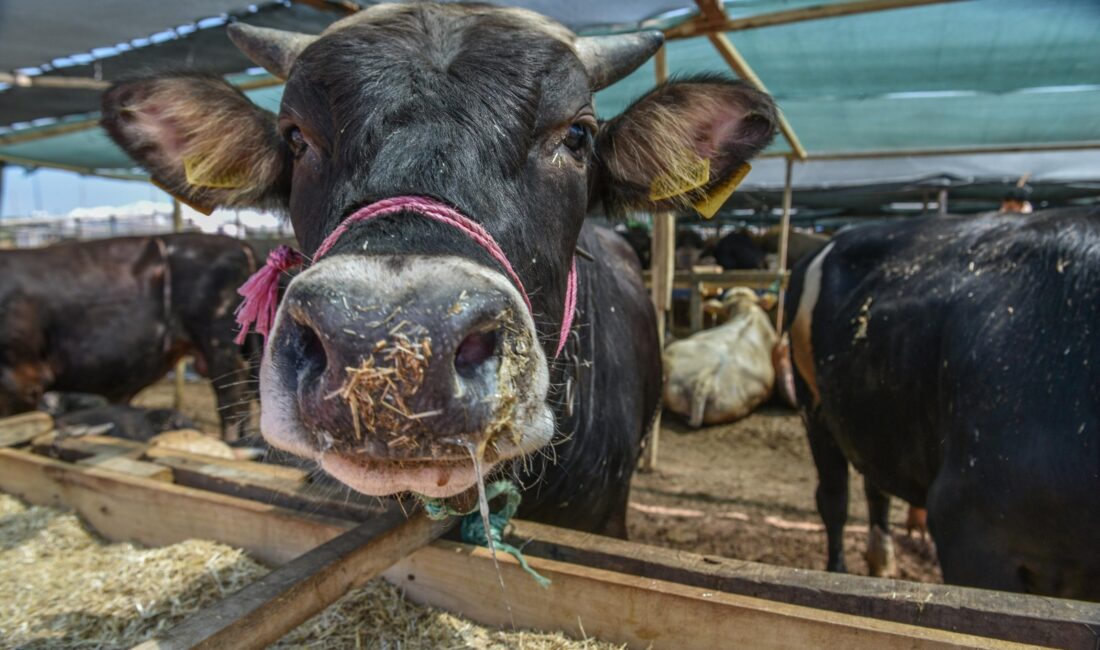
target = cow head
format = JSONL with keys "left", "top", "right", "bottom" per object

{"left": 102, "top": 4, "right": 777, "bottom": 499}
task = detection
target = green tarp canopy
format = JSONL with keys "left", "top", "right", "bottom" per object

{"left": 2, "top": 0, "right": 1098, "bottom": 213}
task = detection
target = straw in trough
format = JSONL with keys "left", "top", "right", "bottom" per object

{"left": 0, "top": 493, "right": 623, "bottom": 649}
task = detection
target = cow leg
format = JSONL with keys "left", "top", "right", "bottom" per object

{"left": 197, "top": 339, "right": 253, "bottom": 442}
{"left": 927, "top": 476, "right": 1025, "bottom": 592}
{"left": 863, "top": 478, "right": 897, "bottom": 577}
{"left": 804, "top": 408, "right": 849, "bottom": 573}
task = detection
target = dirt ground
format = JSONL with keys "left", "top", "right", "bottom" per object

{"left": 627, "top": 404, "right": 942, "bottom": 584}
{"left": 134, "top": 379, "right": 941, "bottom": 585}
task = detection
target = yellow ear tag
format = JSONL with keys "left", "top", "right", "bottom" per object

{"left": 183, "top": 155, "right": 248, "bottom": 190}
{"left": 693, "top": 162, "right": 751, "bottom": 219}
{"left": 649, "top": 151, "right": 711, "bottom": 201}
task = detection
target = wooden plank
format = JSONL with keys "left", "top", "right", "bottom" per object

{"left": 506, "top": 520, "right": 1100, "bottom": 650}
{"left": 145, "top": 448, "right": 389, "bottom": 522}
{"left": 144, "top": 447, "right": 307, "bottom": 484}
{"left": 386, "top": 542, "right": 1040, "bottom": 650}
{"left": 32, "top": 433, "right": 146, "bottom": 462}
{"left": 644, "top": 270, "right": 790, "bottom": 291}
{"left": 77, "top": 454, "right": 174, "bottom": 482}
{"left": 775, "top": 156, "right": 795, "bottom": 333}
{"left": 1, "top": 444, "right": 1092, "bottom": 646}
{"left": 135, "top": 513, "right": 450, "bottom": 650}
{"left": 0, "top": 448, "right": 352, "bottom": 565}
{"left": 0, "top": 411, "right": 54, "bottom": 447}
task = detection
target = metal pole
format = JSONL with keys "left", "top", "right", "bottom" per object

{"left": 937, "top": 189, "right": 948, "bottom": 217}
{"left": 643, "top": 45, "right": 673, "bottom": 472}
{"left": 775, "top": 157, "right": 794, "bottom": 335}
{"left": 172, "top": 198, "right": 186, "bottom": 411}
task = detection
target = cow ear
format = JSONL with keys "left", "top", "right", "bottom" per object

{"left": 593, "top": 76, "right": 777, "bottom": 216}
{"left": 102, "top": 74, "right": 288, "bottom": 214}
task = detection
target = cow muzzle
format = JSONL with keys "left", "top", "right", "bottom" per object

{"left": 259, "top": 254, "right": 553, "bottom": 498}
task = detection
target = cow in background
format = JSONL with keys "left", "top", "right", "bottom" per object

{"left": 616, "top": 223, "right": 652, "bottom": 270}
{"left": 0, "top": 234, "right": 256, "bottom": 439}
{"left": 786, "top": 209, "right": 1100, "bottom": 599}
{"left": 664, "top": 288, "right": 777, "bottom": 427}
{"left": 102, "top": 3, "right": 778, "bottom": 535}
{"left": 714, "top": 229, "right": 767, "bottom": 270}
{"left": 757, "top": 226, "right": 829, "bottom": 269}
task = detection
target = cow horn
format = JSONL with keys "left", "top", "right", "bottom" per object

{"left": 575, "top": 31, "right": 665, "bottom": 91}
{"left": 227, "top": 23, "right": 318, "bottom": 79}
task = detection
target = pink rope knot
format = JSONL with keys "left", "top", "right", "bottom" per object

{"left": 234, "top": 196, "right": 578, "bottom": 357}
{"left": 233, "top": 245, "right": 305, "bottom": 344}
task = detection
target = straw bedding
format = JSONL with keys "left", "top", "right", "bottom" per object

{"left": 0, "top": 493, "right": 621, "bottom": 649}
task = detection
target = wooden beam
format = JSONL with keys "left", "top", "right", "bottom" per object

{"left": 76, "top": 454, "right": 174, "bottom": 482}
{"left": 386, "top": 541, "right": 1043, "bottom": 650}
{"left": 508, "top": 520, "right": 1100, "bottom": 650}
{"left": 0, "top": 448, "right": 352, "bottom": 565}
{"left": 643, "top": 269, "right": 790, "bottom": 290}
{"left": 0, "top": 153, "right": 147, "bottom": 181}
{"left": 798, "top": 141, "right": 1100, "bottom": 160}
{"left": 145, "top": 447, "right": 391, "bottom": 522}
{"left": 135, "top": 514, "right": 449, "bottom": 650}
{"left": 665, "top": 0, "right": 961, "bottom": 40}
{"left": 774, "top": 157, "right": 794, "bottom": 334}
{"left": 0, "top": 72, "right": 110, "bottom": 90}
{"left": 0, "top": 412, "right": 54, "bottom": 447}
{"left": 643, "top": 45, "right": 676, "bottom": 472}
{"left": 2, "top": 444, "right": 1095, "bottom": 648}
{"left": 706, "top": 32, "right": 808, "bottom": 160}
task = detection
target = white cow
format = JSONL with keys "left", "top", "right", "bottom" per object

{"left": 663, "top": 288, "right": 776, "bottom": 427}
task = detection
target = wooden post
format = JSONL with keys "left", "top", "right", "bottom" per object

{"left": 706, "top": 32, "right": 807, "bottom": 161}
{"left": 171, "top": 198, "right": 186, "bottom": 411}
{"left": 937, "top": 189, "right": 948, "bottom": 217}
{"left": 689, "top": 278, "right": 704, "bottom": 333}
{"left": 775, "top": 157, "right": 794, "bottom": 334}
{"left": 643, "top": 46, "right": 673, "bottom": 472}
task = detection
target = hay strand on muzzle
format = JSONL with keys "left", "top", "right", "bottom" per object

{"left": 332, "top": 334, "right": 433, "bottom": 443}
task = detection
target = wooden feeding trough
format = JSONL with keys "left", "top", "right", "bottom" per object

{"left": 0, "top": 413, "right": 1097, "bottom": 649}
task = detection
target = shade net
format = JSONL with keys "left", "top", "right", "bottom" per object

{"left": 1, "top": 0, "right": 1098, "bottom": 215}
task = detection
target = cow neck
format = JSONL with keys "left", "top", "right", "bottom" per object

{"left": 234, "top": 195, "right": 578, "bottom": 359}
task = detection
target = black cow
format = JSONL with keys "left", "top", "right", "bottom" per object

{"left": 40, "top": 392, "right": 197, "bottom": 439}
{"left": 102, "top": 3, "right": 777, "bottom": 536}
{"left": 786, "top": 209, "right": 1100, "bottom": 599}
{"left": 713, "top": 229, "right": 766, "bottom": 270}
{"left": 0, "top": 234, "right": 256, "bottom": 439}
{"left": 616, "top": 224, "right": 652, "bottom": 270}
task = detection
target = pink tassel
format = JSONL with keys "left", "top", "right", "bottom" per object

{"left": 234, "top": 245, "right": 305, "bottom": 344}
{"left": 554, "top": 258, "right": 578, "bottom": 358}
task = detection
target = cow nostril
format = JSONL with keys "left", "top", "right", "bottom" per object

{"left": 454, "top": 329, "right": 499, "bottom": 378}
{"left": 290, "top": 317, "right": 328, "bottom": 386}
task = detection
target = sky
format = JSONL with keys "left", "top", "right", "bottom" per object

{"left": 1, "top": 165, "right": 167, "bottom": 218}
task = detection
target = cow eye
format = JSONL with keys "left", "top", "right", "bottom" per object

{"left": 285, "top": 126, "right": 309, "bottom": 158}
{"left": 562, "top": 122, "right": 593, "bottom": 157}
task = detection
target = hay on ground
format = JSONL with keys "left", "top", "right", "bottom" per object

{"left": 0, "top": 493, "right": 622, "bottom": 649}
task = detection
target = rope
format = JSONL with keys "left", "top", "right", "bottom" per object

{"left": 235, "top": 195, "right": 578, "bottom": 357}
{"left": 421, "top": 480, "right": 551, "bottom": 587}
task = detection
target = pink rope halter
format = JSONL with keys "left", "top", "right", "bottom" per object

{"left": 235, "top": 195, "right": 578, "bottom": 358}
